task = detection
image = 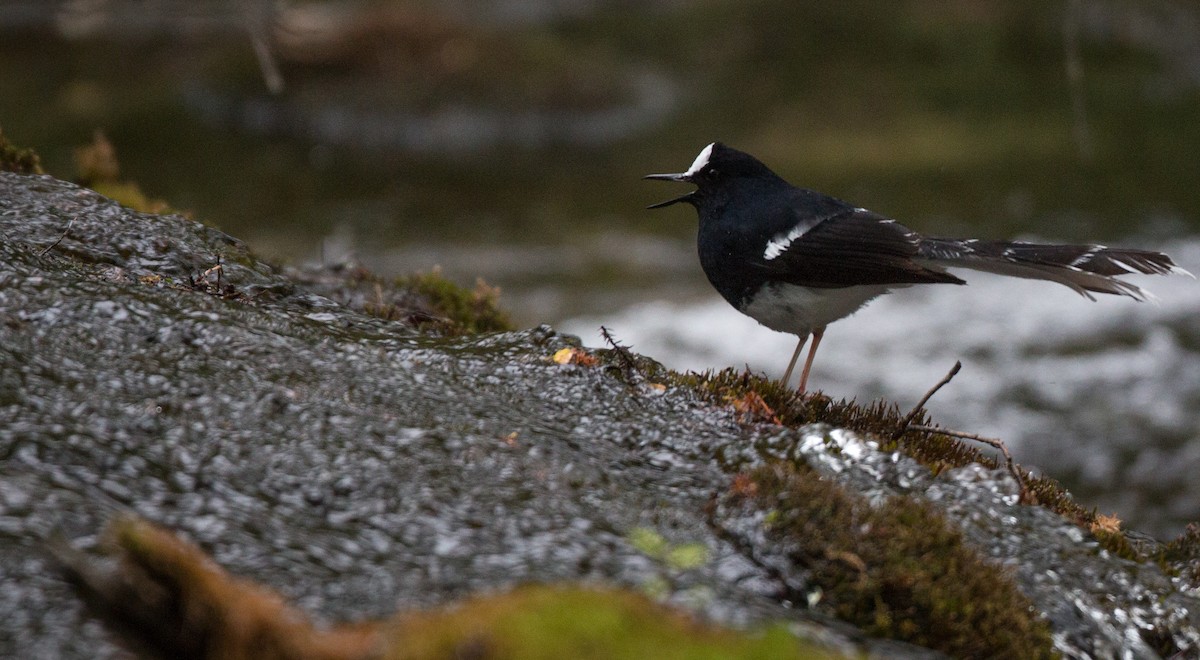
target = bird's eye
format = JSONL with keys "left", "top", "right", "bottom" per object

{"left": 707, "top": 168, "right": 720, "bottom": 178}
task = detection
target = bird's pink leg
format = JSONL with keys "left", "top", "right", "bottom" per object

{"left": 797, "top": 326, "right": 825, "bottom": 393}
{"left": 781, "top": 334, "right": 809, "bottom": 386}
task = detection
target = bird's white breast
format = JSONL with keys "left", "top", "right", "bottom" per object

{"left": 740, "top": 282, "right": 897, "bottom": 335}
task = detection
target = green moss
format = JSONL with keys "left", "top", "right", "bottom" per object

{"left": 1088, "top": 525, "right": 1143, "bottom": 563}
{"left": 1111, "top": 521, "right": 1198, "bottom": 656}
{"left": 390, "top": 584, "right": 835, "bottom": 660}
{"left": 391, "top": 269, "right": 513, "bottom": 335}
{"left": 0, "top": 128, "right": 42, "bottom": 174}
{"left": 302, "top": 264, "right": 512, "bottom": 336}
{"left": 725, "top": 462, "right": 1056, "bottom": 658}
{"left": 87, "top": 180, "right": 173, "bottom": 215}
{"left": 627, "top": 527, "right": 710, "bottom": 571}
{"left": 1158, "top": 523, "right": 1200, "bottom": 586}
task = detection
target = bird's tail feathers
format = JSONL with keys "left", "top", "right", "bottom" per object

{"left": 917, "top": 238, "right": 1191, "bottom": 302}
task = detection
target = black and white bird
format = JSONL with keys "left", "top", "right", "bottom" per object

{"left": 646, "top": 142, "right": 1190, "bottom": 392}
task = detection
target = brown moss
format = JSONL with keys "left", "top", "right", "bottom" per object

{"left": 66, "top": 516, "right": 380, "bottom": 660}
{"left": 673, "top": 368, "right": 1119, "bottom": 547}
{"left": 390, "top": 269, "right": 513, "bottom": 335}
{"left": 73, "top": 131, "right": 172, "bottom": 214}
{"left": 723, "top": 462, "right": 1057, "bottom": 658}
{"left": 356, "top": 267, "right": 512, "bottom": 335}
{"left": 0, "top": 127, "right": 43, "bottom": 174}
{"left": 286, "top": 263, "right": 513, "bottom": 336}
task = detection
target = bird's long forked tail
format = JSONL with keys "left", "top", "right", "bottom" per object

{"left": 917, "top": 238, "right": 1193, "bottom": 302}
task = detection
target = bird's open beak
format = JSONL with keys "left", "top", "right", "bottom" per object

{"left": 643, "top": 172, "right": 695, "bottom": 209}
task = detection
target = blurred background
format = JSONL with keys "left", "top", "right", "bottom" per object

{"left": 2, "top": 0, "right": 1198, "bottom": 538}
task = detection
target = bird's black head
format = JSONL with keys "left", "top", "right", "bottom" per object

{"left": 644, "top": 142, "right": 780, "bottom": 209}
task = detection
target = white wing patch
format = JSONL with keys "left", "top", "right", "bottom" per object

{"left": 1069, "top": 247, "right": 1104, "bottom": 268}
{"left": 684, "top": 142, "right": 715, "bottom": 176}
{"left": 763, "top": 223, "right": 810, "bottom": 261}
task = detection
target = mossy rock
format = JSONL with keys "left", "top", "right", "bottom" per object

{"left": 293, "top": 263, "right": 514, "bottom": 336}
{"left": 672, "top": 366, "right": 1134, "bottom": 553}
{"left": 391, "top": 269, "right": 513, "bottom": 335}
{"left": 721, "top": 462, "right": 1056, "bottom": 658}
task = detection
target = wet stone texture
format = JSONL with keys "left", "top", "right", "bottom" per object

{"left": 1, "top": 172, "right": 1198, "bottom": 659}
{"left": 733, "top": 429, "right": 1200, "bottom": 658}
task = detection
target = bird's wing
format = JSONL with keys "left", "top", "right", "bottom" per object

{"left": 754, "top": 205, "right": 965, "bottom": 288}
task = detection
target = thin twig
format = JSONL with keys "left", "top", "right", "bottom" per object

{"left": 891, "top": 361, "right": 961, "bottom": 441}
{"left": 600, "top": 325, "right": 640, "bottom": 378}
{"left": 909, "top": 424, "right": 1030, "bottom": 503}
{"left": 599, "top": 326, "right": 647, "bottom": 404}
{"left": 38, "top": 218, "right": 75, "bottom": 257}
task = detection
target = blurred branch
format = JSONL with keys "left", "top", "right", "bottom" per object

{"left": 1063, "top": 0, "right": 1094, "bottom": 161}
{"left": 243, "top": 2, "right": 285, "bottom": 94}
{"left": 10, "top": 0, "right": 287, "bottom": 93}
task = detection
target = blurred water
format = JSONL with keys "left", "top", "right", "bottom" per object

{"left": 563, "top": 239, "right": 1200, "bottom": 539}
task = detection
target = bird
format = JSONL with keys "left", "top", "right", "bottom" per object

{"left": 645, "top": 142, "right": 1190, "bottom": 392}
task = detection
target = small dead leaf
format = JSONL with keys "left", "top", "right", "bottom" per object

{"left": 552, "top": 347, "right": 598, "bottom": 367}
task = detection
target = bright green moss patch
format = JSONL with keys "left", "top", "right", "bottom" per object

{"left": 725, "top": 462, "right": 1056, "bottom": 659}
{"left": 627, "top": 527, "right": 710, "bottom": 571}
{"left": 0, "top": 128, "right": 42, "bottom": 174}
{"left": 389, "top": 584, "right": 835, "bottom": 660}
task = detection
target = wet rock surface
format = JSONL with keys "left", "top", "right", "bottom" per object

{"left": 1, "top": 172, "right": 1198, "bottom": 658}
